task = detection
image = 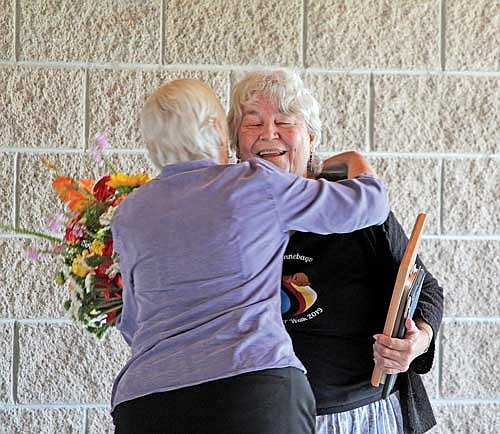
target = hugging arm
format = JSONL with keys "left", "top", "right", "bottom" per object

{"left": 321, "top": 151, "right": 377, "bottom": 179}
{"left": 256, "top": 158, "right": 390, "bottom": 234}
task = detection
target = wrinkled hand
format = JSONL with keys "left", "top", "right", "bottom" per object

{"left": 373, "top": 319, "right": 432, "bottom": 374}
{"left": 322, "top": 151, "right": 376, "bottom": 179}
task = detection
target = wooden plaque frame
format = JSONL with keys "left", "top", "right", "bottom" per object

{"left": 371, "top": 213, "right": 427, "bottom": 387}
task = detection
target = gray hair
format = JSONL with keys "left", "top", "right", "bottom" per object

{"left": 140, "top": 79, "right": 228, "bottom": 170}
{"left": 227, "top": 70, "right": 322, "bottom": 154}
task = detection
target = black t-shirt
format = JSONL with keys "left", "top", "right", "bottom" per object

{"left": 282, "top": 212, "right": 443, "bottom": 425}
{"left": 282, "top": 222, "right": 396, "bottom": 413}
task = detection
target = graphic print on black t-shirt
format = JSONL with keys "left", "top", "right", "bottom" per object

{"left": 281, "top": 272, "right": 318, "bottom": 319}
{"left": 281, "top": 249, "right": 325, "bottom": 324}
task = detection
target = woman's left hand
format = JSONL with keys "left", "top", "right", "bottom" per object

{"left": 372, "top": 318, "right": 432, "bottom": 374}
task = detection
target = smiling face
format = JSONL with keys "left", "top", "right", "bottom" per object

{"left": 237, "top": 93, "right": 315, "bottom": 177}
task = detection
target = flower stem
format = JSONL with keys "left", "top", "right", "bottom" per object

{"left": 95, "top": 298, "right": 122, "bottom": 305}
{"left": 92, "top": 282, "right": 121, "bottom": 291}
{"left": 99, "top": 304, "right": 123, "bottom": 314}
{"left": 102, "top": 156, "right": 119, "bottom": 174}
{"left": 0, "top": 225, "right": 62, "bottom": 243}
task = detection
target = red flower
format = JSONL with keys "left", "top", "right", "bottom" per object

{"left": 64, "top": 225, "right": 82, "bottom": 244}
{"left": 102, "top": 239, "right": 114, "bottom": 257}
{"left": 95, "top": 262, "right": 112, "bottom": 282}
{"left": 64, "top": 227, "right": 76, "bottom": 244}
{"left": 106, "top": 310, "right": 117, "bottom": 323}
{"left": 93, "top": 176, "right": 116, "bottom": 201}
{"left": 114, "top": 274, "right": 123, "bottom": 289}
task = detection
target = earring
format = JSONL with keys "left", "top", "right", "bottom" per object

{"left": 236, "top": 146, "right": 241, "bottom": 164}
{"left": 307, "top": 153, "right": 314, "bottom": 174}
{"left": 307, "top": 152, "right": 321, "bottom": 177}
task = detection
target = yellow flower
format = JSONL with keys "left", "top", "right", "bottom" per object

{"left": 107, "top": 173, "right": 150, "bottom": 189}
{"left": 90, "top": 240, "right": 105, "bottom": 255}
{"left": 72, "top": 250, "right": 92, "bottom": 277}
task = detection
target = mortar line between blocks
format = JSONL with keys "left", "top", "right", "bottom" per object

{"left": 2, "top": 60, "right": 500, "bottom": 78}
{"left": 436, "top": 327, "right": 442, "bottom": 399}
{"left": 432, "top": 398, "right": 500, "bottom": 405}
{"left": 316, "top": 151, "right": 499, "bottom": 160}
{"left": 0, "top": 148, "right": 147, "bottom": 155}
{"left": 422, "top": 234, "right": 500, "bottom": 241}
{"left": 440, "top": 0, "right": 446, "bottom": 72}
{"left": 10, "top": 321, "right": 19, "bottom": 404}
{"left": 13, "top": 318, "right": 73, "bottom": 325}
{"left": 82, "top": 69, "right": 90, "bottom": 151}
{"left": 13, "top": 153, "right": 20, "bottom": 228}
{"left": 13, "top": 0, "right": 20, "bottom": 61}
{"left": 366, "top": 73, "right": 374, "bottom": 152}
{"left": 304, "top": 68, "right": 500, "bottom": 78}
{"left": 82, "top": 406, "right": 89, "bottom": 434}
{"left": 439, "top": 159, "right": 444, "bottom": 235}
{"left": 160, "top": 0, "right": 165, "bottom": 65}
{"left": 442, "top": 316, "right": 500, "bottom": 322}
{"left": 0, "top": 403, "right": 110, "bottom": 410}
{"left": 301, "top": 0, "right": 308, "bottom": 68}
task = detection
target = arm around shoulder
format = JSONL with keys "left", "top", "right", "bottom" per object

{"left": 322, "top": 151, "right": 377, "bottom": 179}
{"left": 258, "top": 157, "right": 390, "bottom": 234}
{"left": 321, "top": 150, "right": 390, "bottom": 228}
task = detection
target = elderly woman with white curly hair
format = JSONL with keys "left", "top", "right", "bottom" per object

{"left": 228, "top": 70, "right": 443, "bottom": 434}
{"left": 109, "top": 78, "right": 390, "bottom": 434}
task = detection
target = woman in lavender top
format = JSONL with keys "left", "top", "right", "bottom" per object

{"left": 110, "top": 78, "right": 389, "bottom": 434}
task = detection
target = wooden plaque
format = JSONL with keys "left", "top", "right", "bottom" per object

{"left": 371, "top": 213, "right": 427, "bottom": 387}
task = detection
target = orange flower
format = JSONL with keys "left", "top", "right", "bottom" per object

{"left": 79, "top": 178, "right": 95, "bottom": 193}
{"left": 65, "top": 190, "right": 90, "bottom": 213}
{"left": 53, "top": 176, "right": 94, "bottom": 212}
{"left": 53, "top": 177, "right": 77, "bottom": 202}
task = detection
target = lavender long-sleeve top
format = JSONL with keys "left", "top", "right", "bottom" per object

{"left": 110, "top": 158, "right": 389, "bottom": 409}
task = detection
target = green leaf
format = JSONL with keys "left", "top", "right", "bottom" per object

{"left": 84, "top": 254, "right": 110, "bottom": 268}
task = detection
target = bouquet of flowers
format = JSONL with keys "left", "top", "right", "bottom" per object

{"left": 0, "top": 134, "right": 151, "bottom": 338}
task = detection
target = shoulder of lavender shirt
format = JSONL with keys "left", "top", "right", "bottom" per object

{"left": 245, "top": 157, "right": 288, "bottom": 172}
{"left": 336, "top": 174, "right": 390, "bottom": 225}
{"left": 248, "top": 158, "right": 390, "bottom": 226}
{"left": 244, "top": 157, "right": 314, "bottom": 179}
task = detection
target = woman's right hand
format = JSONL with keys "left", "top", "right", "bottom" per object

{"left": 322, "top": 151, "right": 377, "bottom": 179}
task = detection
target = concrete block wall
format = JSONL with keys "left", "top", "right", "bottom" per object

{"left": 0, "top": 1, "right": 498, "bottom": 433}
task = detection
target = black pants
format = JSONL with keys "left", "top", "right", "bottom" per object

{"left": 112, "top": 367, "right": 316, "bottom": 434}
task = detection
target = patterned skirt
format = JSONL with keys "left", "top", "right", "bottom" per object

{"left": 315, "top": 392, "right": 404, "bottom": 434}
